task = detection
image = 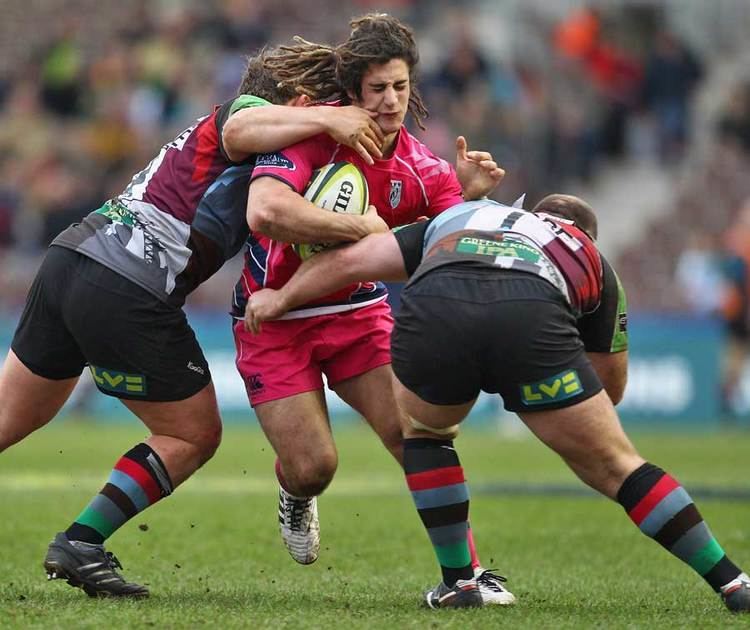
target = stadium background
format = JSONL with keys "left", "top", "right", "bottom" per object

{"left": 2, "top": 0, "right": 750, "bottom": 427}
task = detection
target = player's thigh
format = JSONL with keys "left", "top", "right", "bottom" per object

{"left": 392, "top": 376, "right": 475, "bottom": 436}
{"left": 332, "top": 363, "right": 404, "bottom": 444}
{"left": 518, "top": 390, "right": 643, "bottom": 498}
{"left": 254, "top": 389, "right": 337, "bottom": 466}
{"left": 121, "top": 380, "right": 222, "bottom": 445}
{"left": 0, "top": 349, "right": 79, "bottom": 445}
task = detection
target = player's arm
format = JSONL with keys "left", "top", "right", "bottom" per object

{"left": 245, "top": 219, "right": 429, "bottom": 332}
{"left": 244, "top": 231, "right": 408, "bottom": 333}
{"left": 223, "top": 103, "right": 384, "bottom": 164}
{"left": 578, "top": 256, "right": 629, "bottom": 404}
{"left": 247, "top": 176, "right": 387, "bottom": 243}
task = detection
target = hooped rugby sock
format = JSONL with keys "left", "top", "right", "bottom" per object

{"left": 467, "top": 523, "right": 481, "bottom": 571}
{"left": 66, "top": 443, "right": 173, "bottom": 545}
{"left": 404, "top": 438, "right": 473, "bottom": 587}
{"left": 617, "top": 462, "right": 742, "bottom": 591}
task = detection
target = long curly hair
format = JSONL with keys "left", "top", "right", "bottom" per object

{"left": 238, "top": 14, "right": 429, "bottom": 128}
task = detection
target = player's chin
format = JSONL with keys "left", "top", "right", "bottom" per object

{"left": 377, "top": 115, "right": 404, "bottom": 134}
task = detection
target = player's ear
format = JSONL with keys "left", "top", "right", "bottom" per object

{"left": 291, "top": 94, "right": 312, "bottom": 107}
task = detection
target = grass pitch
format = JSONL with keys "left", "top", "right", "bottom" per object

{"left": 0, "top": 418, "right": 749, "bottom": 629}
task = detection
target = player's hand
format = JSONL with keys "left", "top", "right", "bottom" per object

{"left": 244, "top": 289, "right": 287, "bottom": 334}
{"left": 325, "top": 106, "right": 384, "bottom": 165}
{"left": 361, "top": 205, "right": 389, "bottom": 235}
{"left": 455, "top": 136, "right": 505, "bottom": 200}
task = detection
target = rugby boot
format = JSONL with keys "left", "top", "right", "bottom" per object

{"left": 474, "top": 567, "right": 516, "bottom": 605}
{"left": 424, "top": 578, "right": 483, "bottom": 609}
{"left": 278, "top": 486, "right": 320, "bottom": 564}
{"left": 721, "top": 573, "right": 750, "bottom": 613}
{"left": 44, "top": 532, "right": 148, "bottom": 598}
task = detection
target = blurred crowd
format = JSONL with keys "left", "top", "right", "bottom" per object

{"left": 0, "top": 0, "right": 747, "bottom": 316}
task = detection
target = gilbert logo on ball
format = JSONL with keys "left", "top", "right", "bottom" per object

{"left": 294, "top": 162, "right": 369, "bottom": 260}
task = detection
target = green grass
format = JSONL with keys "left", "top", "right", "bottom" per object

{"left": 1, "top": 419, "right": 749, "bottom": 628}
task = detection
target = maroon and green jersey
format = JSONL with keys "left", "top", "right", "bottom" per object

{"left": 52, "top": 94, "right": 268, "bottom": 307}
{"left": 394, "top": 199, "right": 628, "bottom": 352}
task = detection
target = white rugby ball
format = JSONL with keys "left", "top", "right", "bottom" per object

{"left": 294, "top": 161, "right": 369, "bottom": 260}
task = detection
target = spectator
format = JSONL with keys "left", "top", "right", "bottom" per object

{"left": 641, "top": 29, "right": 703, "bottom": 163}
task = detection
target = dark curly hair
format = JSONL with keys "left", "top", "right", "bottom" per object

{"left": 336, "top": 13, "right": 428, "bottom": 128}
{"left": 244, "top": 14, "right": 429, "bottom": 128}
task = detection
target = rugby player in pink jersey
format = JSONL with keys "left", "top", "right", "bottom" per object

{"left": 231, "top": 14, "right": 514, "bottom": 605}
{"left": 0, "top": 46, "right": 386, "bottom": 599}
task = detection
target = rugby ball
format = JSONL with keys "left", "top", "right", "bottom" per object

{"left": 293, "top": 162, "right": 369, "bottom": 260}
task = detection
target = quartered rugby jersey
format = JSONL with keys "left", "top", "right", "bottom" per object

{"left": 232, "top": 123, "right": 464, "bottom": 319}
{"left": 52, "top": 94, "right": 268, "bottom": 307}
{"left": 400, "top": 199, "right": 604, "bottom": 316}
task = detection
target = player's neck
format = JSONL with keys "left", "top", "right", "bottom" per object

{"left": 381, "top": 130, "right": 400, "bottom": 159}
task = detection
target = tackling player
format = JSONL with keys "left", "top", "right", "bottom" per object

{"left": 243, "top": 195, "right": 750, "bottom": 613}
{"left": 231, "top": 13, "right": 513, "bottom": 605}
{"left": 0, "top": 46, "right": 385, "bottom": 599}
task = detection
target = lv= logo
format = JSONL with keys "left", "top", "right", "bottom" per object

{"left": 90, "top": 366, "right": 147, "bottom": 395}
{"left": 521, "top": 369, "right": 582, "bottom": 405}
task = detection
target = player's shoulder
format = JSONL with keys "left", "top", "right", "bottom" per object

{"left": 395, "top": 127, "right": 453, "bottom": 178}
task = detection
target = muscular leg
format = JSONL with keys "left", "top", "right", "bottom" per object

{"left": 122, "top": 381, "right": 223, "bottom": 486}
{"left": 520, "top": 390, "right": 747, "bottom": 601}
{"left": 64, "top": 381, "right": 223, "bottom": 545}
{"left": 390, "top": 378, "right": 483, "bottom": 594}
{"left": 255, "top": 390, "right": 337, "bottom": 497}
{"left": 333, "top": 364, "right": 405, "bottom": 465}
{"left": 0, "top": 350, "right": 79, "bottom": 452}
{"left": 254, "top": 390, "right": 335, "bottom": 565}
{"left": 518, "top": 390, "right": 643, "bottom": 498}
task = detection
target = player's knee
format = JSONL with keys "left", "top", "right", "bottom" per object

{"left": 191, "top": 422, "right": 223, "bottom": 466}
{"left": 284, "top": 451, "right": 338, "bottom": 496}
{"left": 405, "top": 416, "right": 460, "bottom": 440}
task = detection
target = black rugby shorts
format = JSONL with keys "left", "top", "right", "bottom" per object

{"left": 11, "top": 246, "right": 210, "bottom": 401}
{"left": 391, "top": 267, "right": 602, "bottom": 411}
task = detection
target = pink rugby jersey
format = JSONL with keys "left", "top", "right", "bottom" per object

{"left": 231, "top": 127, "right": 463, "bottom": 319}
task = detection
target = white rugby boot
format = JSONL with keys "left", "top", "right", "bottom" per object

{"left": 474, "top": 567, "right": 516, "bottom": 605}
{"left": 278, "top": 486, "right": 320, "bottom": 564}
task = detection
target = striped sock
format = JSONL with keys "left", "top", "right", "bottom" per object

{"left": 404, "top": 438, "right": 473, "bottom": 586}
{"left": 617, "top": 462, "right": 741, "bottom": 591}
{"left": 65, "top": 443, "right": 173, "bottom": 544}
{"left": 467, "top": 523, "right": 480, "bottom": 571}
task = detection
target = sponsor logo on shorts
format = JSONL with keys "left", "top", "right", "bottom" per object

{"left": 247, "top": 373, "right": 264, "bottom": 393}
{"left": 520, "top": 369, "right": 583, "bottom": 406}
{"left": 90, "top": 366, "right": 147, "bottom": 396}
{"left": 255, "top": 153, "right": 295, "bottom": 170}
{"left": 187, "top": 361, "right": 205, "bottom": 375}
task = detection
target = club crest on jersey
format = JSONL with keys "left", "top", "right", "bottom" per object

{"left": 389, "top": 180, "right": 402, "bottom": 208}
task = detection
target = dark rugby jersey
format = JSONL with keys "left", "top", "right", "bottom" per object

{"left": 53, "top": 95, "right": 268, "bottom": 307}
{"left": 394, "top": 200, "right": 628, "bottom": 352}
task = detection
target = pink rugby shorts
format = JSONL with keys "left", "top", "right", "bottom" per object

{"left": 233, "top": 300, "right": 394, "bottom": 406}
